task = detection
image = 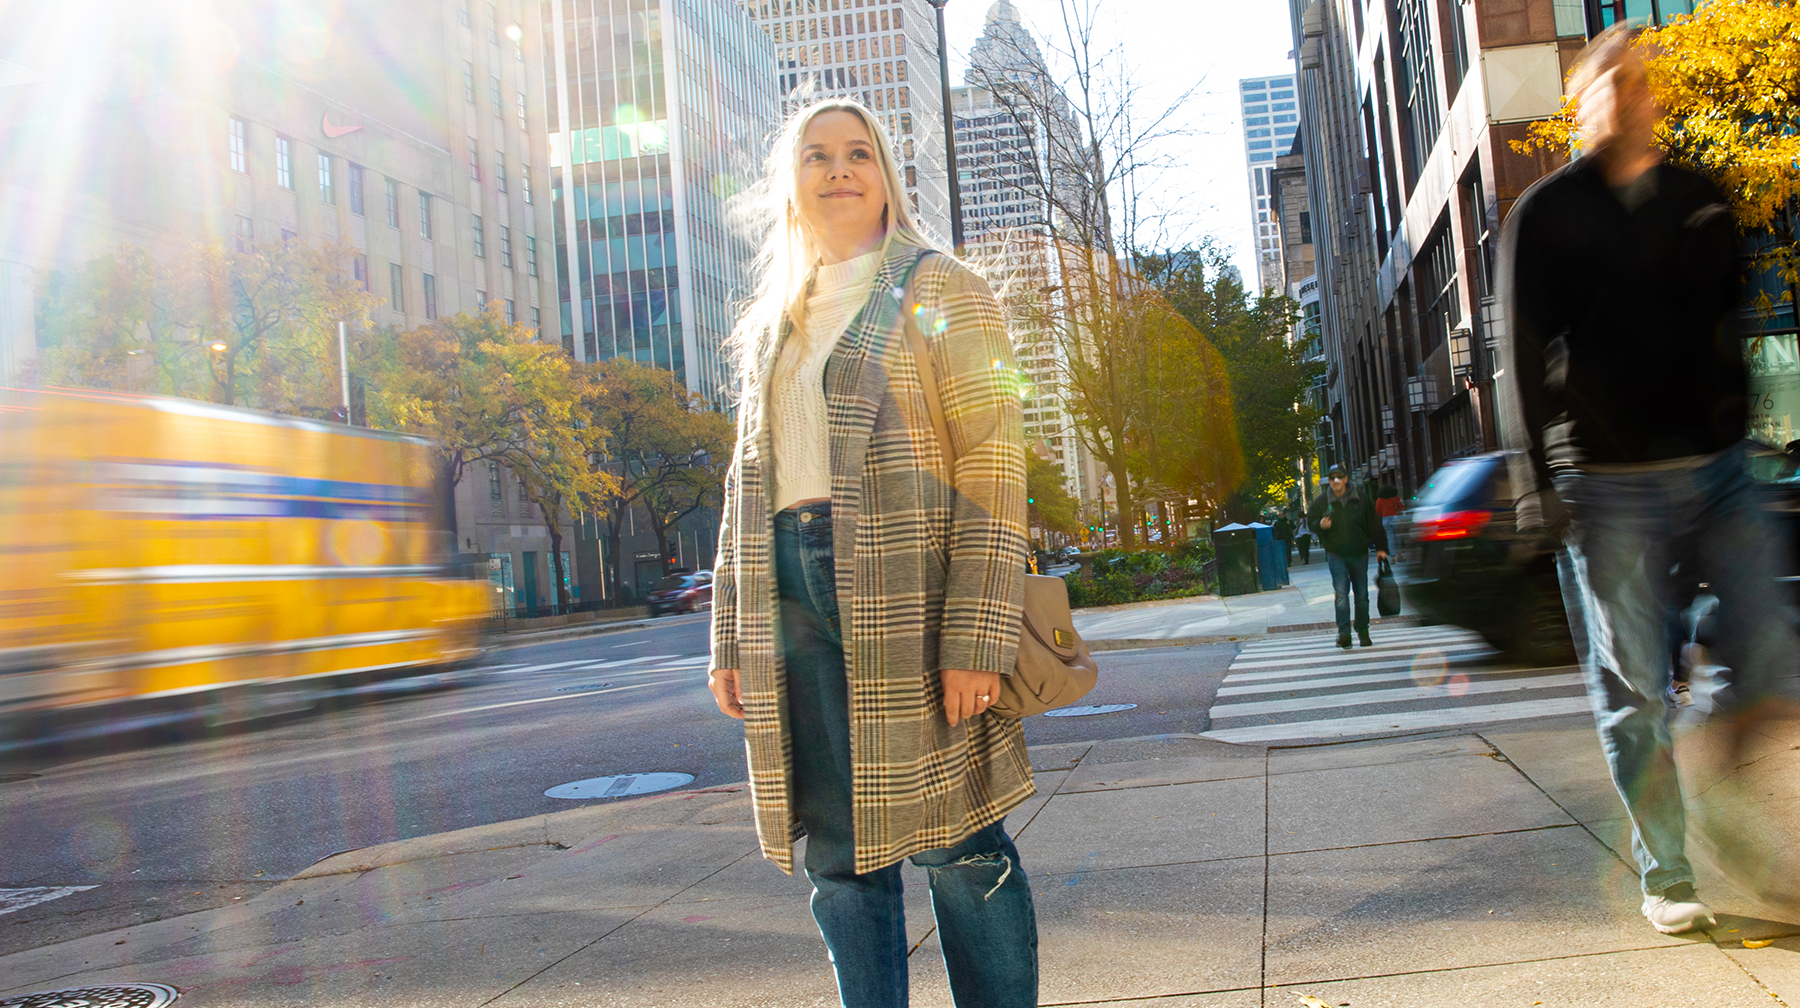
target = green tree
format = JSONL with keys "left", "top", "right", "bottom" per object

{"left": 35, "top": 241, "right": 377, "bottom": 412}
{"left": 1026, "top": 452, "right": 1081, "bottom": 538}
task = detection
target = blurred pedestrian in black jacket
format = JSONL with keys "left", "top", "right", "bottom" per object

{"left": 1494, "top": 24, "right": 1799, "bottom": 936}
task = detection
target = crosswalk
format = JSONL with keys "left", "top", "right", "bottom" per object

{"left": 1202, "top": 624, "right": 1590, "bottom": 744}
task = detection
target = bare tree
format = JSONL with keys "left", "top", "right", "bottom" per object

{"left": 959, "top": 0, "right": 1205, "bottom": 548}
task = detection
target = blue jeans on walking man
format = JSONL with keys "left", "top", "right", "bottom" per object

{"left": 775, "top": 502, "right": 1039, "bottom": 1008}
{"left": 1554, "top": 445, "right": 1799, "bottom": 897}
{"left": 1327, "top": 551, "right": 1371, "bottom": 637}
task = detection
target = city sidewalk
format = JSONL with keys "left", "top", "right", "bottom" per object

{"left": 4, "top": 713, "right": 1795, "bottom": 1006}
{"left": 1074, "top": 554, "right": 1418, "bottom": 646}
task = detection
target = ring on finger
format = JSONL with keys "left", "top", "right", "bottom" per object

{"left": 976, "top": 694, "right": 991, "bottom": 703}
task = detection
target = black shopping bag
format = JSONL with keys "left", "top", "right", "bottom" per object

{"left": 1376, "top": 557, "right": 1401, "bottom": 617}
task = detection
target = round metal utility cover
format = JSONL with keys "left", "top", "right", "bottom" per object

{"left": 545, "top": 772, "right": 695, "bottom": 799}
{"left": 2, "top": 983, "right": 180, "bottom": 1008}
{"left": 1042, "top": 703, "right": 1138, "bottom": 717}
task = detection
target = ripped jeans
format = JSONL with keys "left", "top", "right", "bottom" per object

{"left": 777, "top": 502, "right": 1039, "bottom": 1008}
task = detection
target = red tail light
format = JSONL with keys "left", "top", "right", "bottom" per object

{"left": 1414, "top": 510, "right": 1492, "bottom": 541}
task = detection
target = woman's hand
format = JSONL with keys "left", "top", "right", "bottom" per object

{"left": 941, "top": 669, "right": 1001, "bottom": 726}
{"left": 709, "top": 668, "right": 744, "bottom": 719}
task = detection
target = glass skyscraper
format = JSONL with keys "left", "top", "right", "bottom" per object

{"left": 1239, "top": 74, "right": 1299, "bottom": 297}
{"left": 543, "top": 0, "right": 777, "bottom": 402}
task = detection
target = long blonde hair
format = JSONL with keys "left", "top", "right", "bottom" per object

{"left": 727, "top": 99, "right": 938, "bottom": 399}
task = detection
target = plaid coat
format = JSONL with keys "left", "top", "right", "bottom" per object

{"left": 710, "top": 241, "right": 1035, "bottom": 875}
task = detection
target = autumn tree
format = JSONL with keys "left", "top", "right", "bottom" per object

{"left": 1141, "top": 247, "right": 1314, "bottom": 521}
{"left": 586, "top": 358, "right": 732, "bottom": 597}
{"left": 34, "top": 241, "right": 377, "bottom": 412}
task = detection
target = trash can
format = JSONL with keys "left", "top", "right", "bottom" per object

{"left": 1211, "top": 523, "right": 1261, "bottom": 597}
{"left": 1249, "top": 522, "right": 1289, "bottom": 590}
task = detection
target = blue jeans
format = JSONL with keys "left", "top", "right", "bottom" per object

{"left": 1327, "top": 551, "right": 1370, "bottom": 636}
{"left": 775, "top": 502, "right": 1039, "bottom": 1008}
{"left": 1554, "top": 445, "right": 1799, "bottom": 895}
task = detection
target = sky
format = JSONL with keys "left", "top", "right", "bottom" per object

{"left": 933, "top": 0, "right": 1298, "bottom": 294}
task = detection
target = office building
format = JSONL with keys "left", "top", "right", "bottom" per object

{"left": 541, "top": 0, "right": 777, "bottom": 405}
{"left": 0, "top": 0, "right": 568, "bottom": 615}
{"left": 740, "top": 0, "right": 954, "bottom": 242}
{"left": 1239, "top": 74, "right": 1301, "bottom": 297}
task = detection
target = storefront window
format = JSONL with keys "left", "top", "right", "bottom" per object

{"left": 487, "top": 553, "right": 515, "bottom": 617}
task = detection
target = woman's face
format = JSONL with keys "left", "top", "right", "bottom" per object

{"left": 795, "top": 111, "right": 887, "bottom": 245}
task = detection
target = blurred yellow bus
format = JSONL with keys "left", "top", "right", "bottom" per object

{"left": 0, "top": 387, "right": 489, "bottom": 748}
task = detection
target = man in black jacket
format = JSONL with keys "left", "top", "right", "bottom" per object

{"left": 1496, "top": 26, "right": 1798, "bottom": 935}
{"left": 1306, "top": 465, "right": 1388, "bottom": 649}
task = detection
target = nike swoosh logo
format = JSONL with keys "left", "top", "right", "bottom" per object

{"left": 322, "top": 113, "right": 363, "bottom": 138}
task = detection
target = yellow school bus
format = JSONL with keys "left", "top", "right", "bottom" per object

{"left": 0, "top": 387, "right": 489, "bottom": 745}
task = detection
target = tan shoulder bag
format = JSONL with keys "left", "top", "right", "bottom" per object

{"left": 899, "top": 255, "right": 1099, "bottom": 718}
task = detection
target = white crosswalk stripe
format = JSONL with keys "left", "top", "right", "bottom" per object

{"left": 1202, "top": 624, "right": 1586, "bottom": 744}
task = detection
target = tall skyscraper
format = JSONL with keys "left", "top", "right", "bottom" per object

{"left": 542, "top": 0, "right": 777, "bottom": 404}
{"left": 740, "top": 0, "right": 953, "bottom": 243}
{"left": 953, "top": 1, "right": 1098, "bottom": 518}
{"left": 1238, "top": 74, "right": 1299, "bottom": 296}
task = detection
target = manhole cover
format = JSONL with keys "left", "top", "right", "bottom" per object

{"left": 1042, "top": 704, "right": 1138, "bottom": 717}
{"left": 544, "top": 772, "right": 695, "bottom": 799}
{"left": 2, "top": 984, "right": 179, "bottom": 1008}
{"left": 553, "top": 683, "right": 612, "bottom": 691}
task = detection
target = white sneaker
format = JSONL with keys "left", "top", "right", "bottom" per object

{"left": 1642, "top": 883, "right": 1717, "bottom": 934}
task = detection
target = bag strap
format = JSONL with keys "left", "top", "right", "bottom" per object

{"left": 897, "top": 251, "right": 957, "bottom": 467}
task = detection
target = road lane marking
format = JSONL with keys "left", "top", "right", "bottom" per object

{"left": 1, "top": 887, "right": 97, "bottom": 916}
{"left": 1229, "top": 642, "right": 1493, "bottom": 671}
{"left": 1201, "top": 696, "right": 1595, "bottom": 743}
{"left": 386, "top": 680, "right": 675, "bottom": 724}
{"left": 1219, "top": 652, "right": 1506, "bottom": 684}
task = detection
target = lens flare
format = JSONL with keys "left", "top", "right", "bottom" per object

{"left": 1410, "top": 649, "right": 1448, "bottom": 687}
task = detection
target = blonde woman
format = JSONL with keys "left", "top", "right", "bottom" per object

{"left": 707, "top": 99, "right": 1039, "bottom": 1007}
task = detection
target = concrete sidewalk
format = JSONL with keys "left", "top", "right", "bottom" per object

{"left": 1075, "top": 555, "right": 1418, "bottom": 646}
{"left": 5, "top": 711, "right": 1796, "bottom": 1007}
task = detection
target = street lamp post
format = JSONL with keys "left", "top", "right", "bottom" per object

{"left": 926, "top": 0, "right": 965, "bottom": 255}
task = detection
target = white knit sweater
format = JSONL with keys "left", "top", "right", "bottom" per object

{"left": 769, "top": 249, "right": 883, "bottom": 513}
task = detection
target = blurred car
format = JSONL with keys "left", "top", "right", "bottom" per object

{"left": 648, "top": 570, "right": 713, "bottom": 615}
{"left": 1400, "top": 452, "right": 1577, "bottom": 666}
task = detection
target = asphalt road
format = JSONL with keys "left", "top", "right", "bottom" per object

{"left": 0, "top": 620, "right": 1236, "bottom": 956}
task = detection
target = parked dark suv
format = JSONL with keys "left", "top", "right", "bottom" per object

{"left": 1400, "top": 452, "right": 1577, "bottom": 666}
{"left": 648, "top": 570, "right": 713, "bottom": 616}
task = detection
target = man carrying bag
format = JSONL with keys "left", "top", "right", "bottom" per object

{"left": 1307, "top": 465, "right": 1389, "bottom": 648}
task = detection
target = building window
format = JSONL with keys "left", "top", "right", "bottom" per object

{"left": 500, "top": 226, "right": 512, "bottom": 268}
{"left": 468, "top": 137, "right": 480, "bottom": 179}
{"left": 526, "top": 235, "right": 538, "bottom": 276}
{"left": 418, "top": 192, "right": 433, "bottom": 239}
{"left": 496, "top": 153, "right": 507, "bottom": 192}
{"left": 530, "top": 306, "right": 540, "bottom": 333}
{"left": 389, "top": 263, "right": 404, "bottom": 312}
{"left": 489, "top": 462, "right": 503, "bottom": 501}
{"left": 491, "top": 75, "right": 502, "bottom": 114}
{"left": 385, "top": 178, "right": 399, "bottom": 228}
{"left": 472, "top": 215, "right": 485, "bottom": 258}
{"left": 423, "top": 273, "right": 438, "bottom": 320}
{"left": 229, "top": 117, "right": 247, "bottom": 173}
{"left": 504, "top": 298, "right": 515, "bottom": 323}
{"left": 318, "top": 153, "right": 334, "bottom": 204}
{"left": 348, "top": 163, "right": 365, "bottom": 216}
{"left": 1397, "top": 0, "right": 1442, "bottom": 186}
{"left": 517, "top": 88, "right": 527, "bottom": 129}
{"left": 353, "top": 254, "right": 368, "bottom": 291}
{"left": 275, "top": 136, "right": 292, "bottom": 188}
{"left": 478, "top": 289, "right": 488, "bottom": 308}
{"left": 235, "top": 215, "right": 253, "bottom": 252}
{"left": 521, "top": 164, "right": 532, "bottom": 204}
{"left": 487, "top": 2, "right": 498, "bottom": 44}
{"left": 1299, "top": 211, "right": 1313, "bottom": 245}
{"left": 464, "top": 62, "right": 476, "bottom": 103}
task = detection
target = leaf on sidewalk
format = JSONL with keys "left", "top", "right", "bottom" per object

{"left": 1296, "top": 996, "right": 1335, "bottom": 1008}
{"left": 1744, "top": 938, "right": 1775, "bottom": 948}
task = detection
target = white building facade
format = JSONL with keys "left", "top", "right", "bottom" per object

{"left": 1238, "top": 74, "right": 1301, "bottom": 297}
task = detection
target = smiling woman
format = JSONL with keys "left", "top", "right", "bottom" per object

{"left": 706, "top": 99, "right": 1040, "bottom": 1008}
